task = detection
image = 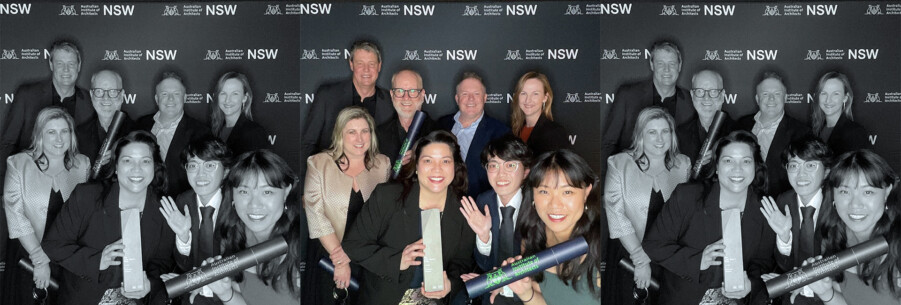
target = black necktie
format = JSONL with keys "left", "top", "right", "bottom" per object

{"left": 499, "top": 206, "right": 517, "bottom": 262}
{"left": 799, "top": 206, "right": 816, "bottom": 260}
{"left": 199, "top": 206, "right": 216, "bottom": 259}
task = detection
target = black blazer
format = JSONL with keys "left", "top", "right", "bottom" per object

{"left": 824, "top": 114, "right": 868, "bottom": 157}
{"left": 223, "top": 114, "right": 268, "bottom": 157}
{"left": 601, "top": 80, "right": 694, "bottom": 166}
{"left": 137, "top": 113, "right": 212, "bottom": 196}
{"left": 438, "top": 113, "right": 511, "bottom": 197}
{"left": 676, "top": 114, "right": 736, "bottom": 167}
{"left": 343, "top": 183, "right": 476, "bottom": 305}
{"left": 643, "top": 183, "right": 775, "bottom": 305}
{"left": 300, "top": 79, "right": 393, "bottom": 174}
{"left": 472, "top": 189, "right": 530, "bottom": 272}
{"left": 376, "top": 112, "right": 438, "bottom": 171}
{"left": 737, "top": 113, "right": 811, "bottom": 196}
{"left": 773, "top": 189, "right": 833, "bottom": 272}
{"left": 76, "top": 114, "right": 136, "bottom": 168}
{"left": 172, "top": 189, "right": 232, "bottom": 271}
{"left": 523, "top": 114, "right": 569, "bottom": 157}
{"left": 42, "top": 183, "right": 175, "bottom": 305}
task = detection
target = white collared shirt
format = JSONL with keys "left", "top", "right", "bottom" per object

{"left": 175, "top": 189, "right": 224, "bottom": 255}
{"left": 751, "top": 111, "right": 784, "bottom": 160}
{"left": 150, "top": 112, "right": 184, "bottom": 159}
{"left": 776, "top": 189, "right": 824, "bottom": 255}
{"left": 475, "top": 189, "right": 524, "bottom": 256}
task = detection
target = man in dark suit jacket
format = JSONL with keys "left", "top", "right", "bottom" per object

{"left": 463, "top": 136, "right": 532, "bottom": 305}
{"left": 761, "top": 138, "right": 834, "bottom": 305}
{"left": 439, "top": 72, "right": 510, "bottom": 197}
{"left": 601, "top": 41, "right": 695, "bottom": 169}
{"left": 377, "top": 69, "right": 438, "bottom": 172}
{"left": 677, "top": 70, "right": 734, "bottom": 175}
{"left": 301, "top": 41, "right": 393, "bottom": 176}
{"left": 161, "top": 138, "right": 233, "bottom": 305}
{"left": 737, "top": 72, "right": 811, "bottom": 196}
{"left": 137, "top": 72, "right": 211, "bottom": 196}
{"left": 76, "top": 70, "right": 135, "bottom": 172}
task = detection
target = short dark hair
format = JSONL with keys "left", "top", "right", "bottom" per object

{"left": 781, "top": 136, "right": 833, "bottom": 168}
{"left": 480, "top": 135, "right": 533, "bottom": 169}
{"left": 181, "top": 137, "right": 234, "bottom": 168}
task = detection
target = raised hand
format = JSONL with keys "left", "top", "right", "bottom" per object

{"left": 759, "top": 196, "right": 792, "bottom": 241}
{"left": 459, "top": 196, "right": 491, "bottom": 243}
{"left": 159, "top": 196, "right": 191, "bottom": 242}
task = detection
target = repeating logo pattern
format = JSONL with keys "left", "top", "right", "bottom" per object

{"left": 565, "top": 5, "right": 582, "bottom": 15}
{"left": 804, "top": 50, "right": 823, "bottom": 60}
{"left": 1, "top": 50, "right": 17, "bottom": 60}
{"left": 504, "top": 50, "right": 522, "bottom": 60}
{"left": 103, "top": 50, "right": 121, "bottom": 61}
{"left": 301, "top": 50, "right": 318, "bottom": 60}
{"left": 866, "top": 5, "right": 882, "bottom": 15}
{"left": 265, "top": 5, "right": 282, "bottom": 15}
{"left": 564, "top": 93, "right": 581, "bottom": 103}
{"left": 60, "top": 5, "right": 77, "bottom": 16}
{"left": 360, "top": 5, "right": 377, "bottom": 16}
{"left": 204, "top": 50, "right": 222, "bottom": 60}
{"left": 265, "top": 93, "right": 281, "bottom": 103}
{"left": 865, "top": 93, "right": 882, "bottom": 103}
{"left": 660, "top": 5, "right": 678, "bottom": 16}
{"left": 403, "top": 50, "right": 421, "bottom": 61}
{"left": 704, "top": 50, "right": 721, "bottom": 61}
{"left": 764, "top": 5, "right": 781, "bottom": 16}
{"left": 463, "top": 5, "right": 480, "bottom": 16}
{"left": 163, "top": 5, "right": 179, "bottom": 16}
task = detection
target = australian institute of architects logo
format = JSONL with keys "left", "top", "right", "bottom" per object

{"left": 162, "top": 5, "right": 179, "bottom": 16}
{"left": 763, "top": 5, "right": 780, "bottom": 16}
{"left": 103, "top": 50, "right": 121, "bottom": 61}
{"left": 59, "top": 5, "right": 77, "bottom": 15}
{"left": 601, "top": 50, "right": 618, "bottom": 60}
{"left": 301, "top": 50, "right": 318, "bottom": 60}
{"left": 463, "top": 5, "right": 480, "bottom": 16}
{"left": 204, "top": 50, "right": 222, "bottom": 60}
{"left": 865, "top": 93, "right": 882, "bottom": 103}
{"left": 660, "top": 5, "right": 678, "bottom": 16}
{"left": 504, "top": 50, "right": 522, "bottom": 60}
{"left": 360, "top": 5, "right": 377, "bottom": 15}
{"left": 865, "top": 5, "right": 883, "bottom": 15}
{"left": 1, "top": 50, "right": 17, "bottom": 60}
{"left": 804, "top": 50, "right": 823, "bottom": 60}
{"left": 565, "top": 5, "right": 582, "bottom": 15}
{"left": 703, "top": 50, "right": 721, "bottom": 61}
{"left": 265, "top": 4, "right": 282, "bottom": 15}
{"left": 265, "top": 93, "right": 281, "bottom": 103}
{"left": 403, "top": 50, "right": 421, "bottom": 61}
{"left": 564, "top": 93, "right": 581, "bottom": 103}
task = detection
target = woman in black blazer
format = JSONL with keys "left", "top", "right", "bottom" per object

{"left": 42, "top": 130, "right": 175, "bottom": 305}
{"left": 209, "top": 72, "right": 268, "bottom": 156}
{"left": 809, "top": 72, "right": 868, "bottom": 156}
{"left": 643, "top": 130, "right": 776, "bottom": 305}
{"left": 343, "top": 130, "right": 476, "bottom": 305}
{"left": 510, "top": 71, "right": 569, "bottom": 157}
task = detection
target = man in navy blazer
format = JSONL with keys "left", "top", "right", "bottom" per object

{"left": 461, "top": 136, "right": 532, "bottom": 305}
{"left": 300, "top": 40, "right": 394, "bottom": 177}
{"left": 737, "top": 72, "right": 811, "bottom": 196}
{"left": 440, "top": 72, "right": 511, "bottom": 197}
{"left": 761, "top": 138, "right": 834, "bottom": 305}
{"left": 137, "top": 72, "right": 212, "bottom": 196}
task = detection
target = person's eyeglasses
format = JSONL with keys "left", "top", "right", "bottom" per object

{"left": 485, "top": 161, "right": 520, "bottom": 173}
{"left": 691, "top": 88, "right": 724, "bottom": 99}
{"left": 185, "top": 161, "right": 221, "bottom": 173}
{"left": 391, "top": 88, "right": 423, "bottom": 98}
{"left": 91, "top": 88, "right": 124, "bottom": 98}
{"left": 786, "top": 161, "right": 821, "bottom": 173}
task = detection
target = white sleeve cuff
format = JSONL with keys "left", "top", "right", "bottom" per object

{"left": 176, "top": 231, "right": 192, "bottom": 256}
{"left": 776, "top": 231, "right": 792, "bottom": 256}
{"left": 476, "top": 231, "right": 493, "bottom": 256}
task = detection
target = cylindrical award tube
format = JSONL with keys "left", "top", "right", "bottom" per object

{"left": 391, "top": 111, "right": 426, "bottom": 179}
{"left": 465, "top": 236, "right": 589, "bottom": 299}
{"left": 91, "top": 111, "right": 126, "bottom": 179}
{"left": 165, "top": 236, "right": 289, "bottom": 298}
{"left": 765, "top": 236, "right": 889, "bottom": 298}
{"left": 317, "top": 258, "right": 360, "bottom": 291}
{"left": 18, "top": 259, "right": 59, "bottom": 290}
{"left": 691, "top": 111, "right": 726, "bottom": 179}
{"left": 618, "top": 258, "right": 660, "bottom": 290}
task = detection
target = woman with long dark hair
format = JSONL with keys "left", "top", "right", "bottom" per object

{"left": 342, "top": 130, "right": 476, "bottom": 305}
{"left": 209, "top": 72, "right": 267, "bottom": 156}
{"left": 803, "top": 150, "right": 900, "bottom": 304}
{"left": 42, "top": 130, "right": 175, "bottom": 304}
{"left": 643, "top": 130, "right": 776, "bottom": 305}
{"left": 203, "top": 150, "right": 304, "bottom": 304}
{"left": 4, "top": 107, "right": 89, "bottom": 304}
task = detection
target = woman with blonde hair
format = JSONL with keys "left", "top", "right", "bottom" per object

{"left": 809, "top": 71, "right": 867, "bottom": 156}
{"left": 209, "top": 71, "right": 267, "bottom": 156}
{"left": 304, "top": 106, "right": 390, "bottom": 304}
{"left": 4, "top": 107, "right": 90, "bottom": 304}
{"left": 510, "top": 71, "right": 568, "bottom": 156}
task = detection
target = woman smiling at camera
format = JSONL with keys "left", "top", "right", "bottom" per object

{"left": 342, "top": 130, "right": 476, "bottom": 305}
{"left": 42, "top": 130, "right": 175, "bottom": 305}
{"left": 643, "top": 130, "right": 776, "bottom": 305}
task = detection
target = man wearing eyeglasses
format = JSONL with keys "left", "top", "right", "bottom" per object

{"left": 759, "top": 137, "right": 833, "bottom": 305}
{"left": 137, "top": 71, "right": 212, "bottom": 196}
{"left": 377, "top": 69, "right": 438, "bottom": 171}
{"left": 76, "top": 70, "right": 136, "bottom": 169}
{"left": 676, "top": 69, "right": 735, "bottom": 172}
{"left": 459, "top": 135, "right": 532, "bottom": 305}
{"left": 301, "top": 40, "right": 394, "bottom": 179}
{"left": 737, "top": 72, "right": 811, "bottom": 195}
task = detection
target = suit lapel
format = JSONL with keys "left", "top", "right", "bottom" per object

{"left": 787, "top": 192, "right": 803, "bottom": 265}
{"left": 482, "top": 191, "right": 502, "bottom": 264}
{"left": 103, "top": 184, "right": 123, "bottom": 243}
{"left": 467, "top": 118, "right": 488, "bottom": 162}
{"left": 141, "top": 190, "right": 162, "bottom": 264}
{"left": 181, "top": 191, "right": 202, "bottom": 264}
{"left": 740, "top": 190, "right": 763, "bottom": 263}
{"left": 169, "top": 118, "right": 190, "bottom": 164}
{"left": 703, "top": 185, "right": 722, "bottom": 244}
{"left": 768, "top": 118, "right": 791, "bottom": 162}
{"left": 440, "top": 189, "right": 462, "bottom": 264}
{"left": 401, "top": 187, "right": 423, "bottom": 242}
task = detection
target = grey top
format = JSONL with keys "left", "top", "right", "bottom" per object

{"left": 537, "top": 270, "right": 600, "bottom": 305}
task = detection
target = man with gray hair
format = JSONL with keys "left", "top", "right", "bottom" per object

{"left": 677, "top": 69, "right": 735, "bottom": 168}
{"left": 301, "top": 40, "right": 394, "bottom": 166}
{"left": 76, "top": 69, "right": 136, "bottom": 168}
{"left": 377, "top": 69, "right": 438, "bottom": 169}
